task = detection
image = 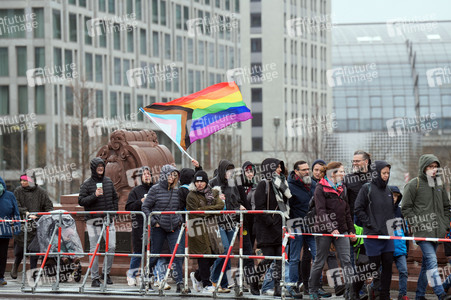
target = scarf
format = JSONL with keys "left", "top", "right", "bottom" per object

{"left": 325, "top": 175, "right": 344, "bottom": 194}
{"left": 271, "top": 173, "right": 292, "bottom": 219}
{"left": 294, "top": 174, "right": 311, "bottom": 192}
{"left": 198, "top": 186, "right": 215, "bottom": 206}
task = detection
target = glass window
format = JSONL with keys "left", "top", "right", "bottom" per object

{"left": 127, "top": 30, "right": 134, "bottom": 52}
{"left": 99, "top": 0, "right": 106, "bottom": 11}
{"left": 140, "top": 29, "right": 146, "bottom": 55}
{"left": 251, "top": 38, "right": 262, "bottom": 52}
{"left": 370, "top": 96, "right": 381, "bottom": 107}
{"left": 69, "top": 14, "right": 77, "bottom": 42}
{"left": 35, "top": 47, "right": 45, "bottom": 68}
{"left": 371, "top": 108, "right": 382, "bottom": 118}
{"left": 126, "top": 0, "right": 133, "bottom": 14}
{"left": 85, "top": 17, "right": 92, "bottom": 45}
{"left": 124, "top": 93, "right": 131, "bottom": 117}
{"left": 53, "top": 10, "right": 61, "bottom": 39}
{"left": 114, "top": 58, "right": 121, "bottom": 85}
{"left": 114, "top": 26, "right": 120, "bottom": 50}
{"left": 65, "top": 50, "right": 73, "bottom": 77}
{"left": 250, "top": 13, "right": 261, "bottom": 27}
{"left": 196, "top": 71, "right": 201, "bottom": 91}
{"left": 183, "top": 6, "right": 189, "bottom": 30}
{"left": 252, "top": 137, "right": 263, "bottom": 151}
{"left": 209, "top": 43, "right": 215, "bottom": 67}
{"left": 187, "top": 38, "right": 193, "bottom": 63}
{"left": 137, "top": 95, "right": 144, "bottom": 121}
{"left": 152, "top": 0, "right": 158, "bottom": 24}
{"left": 66, "top": 87, "right": 73, "bottom": 116}
{"left": 165, "top": 33, "right": 171, "bottom": 59}
{"left": 371, "top": 119, "right": 382, "bottom": 131}
{"left": 99, "top": 30, "right": 107, "bottom": 47}
{"left": 136, "top": 0, "right": 142, "bottom": 19}
{"left": 348, "top": 108, "right": 358, "bottom": 118}
{"left": 54, "top": 48, "right": 62, "bottom": 76}
{"left": 188, "top": 70, "right": 194, "bottom": 93}
{"left": 394, "top": 96, "right": 405, "bottom": 106}
{"left": 251, "top": 88, "right": 262, "bottom": 102}
{"left": 0, "top": 48, "right": 8, "bottom": 76}
{"left": 95, "top": 55, "right": 102, "bottom": 82}
{"left": 173, "top": 68, "right": 179, "bottom": 92}
{"left": 347, "top": 97, "right": 358, "bottom": 107}
{"left": 0, "top": 9, "right": 26, "bottom": 38}
{"left": 0, "top": 86, "right": 9, "bottom": 114}
{"left": 96, "top": 90, "right": 103, "bottom": 118}
{"left": 35, "top": 86, "right": 45, "bottom": 114}
{"left": 33, "top": 8, "right": 44, "bottom": 38}
{"left": 18, "top": 86, "right": 28, "bottom": 114}
{"left": 108, "top": 0, "right": 115, "bottom": 13}
{"left": 152, "top": 31, "right": 159, "bottom": 56}
{"left": 123, "top": 59, "right": 130, "bottom": 85}
{"left": 176, "top": 36, "right": 182, "bottom": 61}
{"left": 79, "top": 0, "right": 86, "bottom": 7}
{"left": 382, "top": 106, "right": 394, "bottom": 119}
{"left": 219, "top": 45, "right": 225, "bottom": 68}
{"left": 85, "top": 53, "right": 93, "bottom": 81}
{"left": 442, "top": 95, "right": 451, "bottom": 106}
{"left": 160, "top": 0, "right": 166, "bottom": 25}
{"left": 36, "top": 125, "right": 46, "bottom": 167}
{"left": 110, "top": 92, "right": 117, "bottom": 117}
{"left": 176, "top": 5, "right": 182, "bottom": 29}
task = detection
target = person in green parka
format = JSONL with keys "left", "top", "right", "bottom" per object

{"left": 401, "top": 154, "right": 451, "bottom": 300}
{"left": 186, "top": 170, "right": 224, "bottom": 293}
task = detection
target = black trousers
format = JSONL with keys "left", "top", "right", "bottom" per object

{"left": 0, "top": 238, "right": 9, "bottom": 279}
{"left": 195, "top": 258, "right": 216, "bottom": 287}
{"left": 260, "top": 245, "right": 282, "bottom": 287}
{"left": 14, "top": 242, "right": 39, "bottom": 270}
{"left": 369, "top": 252, "right": 393, "bottom": 300}
{"left": 242, "top": 232, "right": 258, "bottom": 284}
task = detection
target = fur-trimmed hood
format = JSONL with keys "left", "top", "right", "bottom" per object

{"left": 188, "top": 182, "right": 222, "bottom": 194}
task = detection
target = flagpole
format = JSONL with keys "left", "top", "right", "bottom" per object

{"left": 139, "top": 108, "right": 195, "bottom": 162}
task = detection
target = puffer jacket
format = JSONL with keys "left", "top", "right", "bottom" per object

{"left": 354, "top": 161, "right": 395, "bottom": 236}
{"left": 390, "top": 186, "right": 408, "bottom": 257}
{"left": 0, "top": 177, "right": 20, "bottom": 239}
{"left": 142, "top": 165, "right": 183, "bottom": 232}
{"left": 78, "top": 157, "right": 119, "bottom": 220}
{"left": 402, "top": 154, "right": 451, "bottom": 239}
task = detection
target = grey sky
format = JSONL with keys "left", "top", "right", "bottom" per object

{"left": 332, "top": 0, "right": 450, "bottom": 24}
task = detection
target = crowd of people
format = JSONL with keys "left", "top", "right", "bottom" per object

{"left": 1, "top": 151, "right": 451, "bottom": 300}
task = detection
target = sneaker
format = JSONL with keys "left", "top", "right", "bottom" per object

{"left": 217, "top": 287, "right": 231, "bottom": 293}
{"left": 318, "top": 287, "right": 332, "bottom": 298}
{"left": 163, "top": 282, "right": 171, "bottom": 290}
{"left": 298, "top": 282, "right": 304, "bottom": 292}
{"left": 0, "top": 278, "right": 7, "bottom": 286}
{"left": 91, "top": 279, "right": 101, "bottom": 288}
{"left": 309, "top": 292, "right": 320, "bottom": 300}
{"left": 287, "top": 287, "right": 303, "bottom": 299}
{"left": 127, "top": 275, "right": 137, "bottom": 286}
{"left": 202, "top": 285, "right": 215, "bottom": 293}
{"left": 335, "top": 285, "right": 346, "bottom": 296}
{"left": 105, "top": 274, "right": 113, "bottom": 285}
{"left": 190, "top": 272, "right": 202, "bottom": 292}
{"left": 176, "top": 282, "right": 184, "bottom": 293}
{"left": 10, "top": 263, "right": 18, "bottom": 279}
{"left": 263, "top": 289, "right": 274, "bottom": 296}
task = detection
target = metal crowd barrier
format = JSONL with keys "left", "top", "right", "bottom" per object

{"left": 147, "top": 210, "right": 289, "bottom": 299}
{"left": 20, "top": 211, "right": 147, "bottom": 295}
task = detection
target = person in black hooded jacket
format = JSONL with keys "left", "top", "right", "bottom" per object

{"left": 209, "top": 159, "right": 246, "bottom": 291}
{"left": 125, "top": 166, "right": 152, "bottom": 286}
{"left": 254, "top": 158, "right": 291, "bottom": 297}
{"left": 78, "top": 157, "right": 119, "bottom": 287}
{"left": 354, "top": 161, "right": 395, "bottom": 300}
{"left": 178, "top": 159, "right": 202, "bottom": 211}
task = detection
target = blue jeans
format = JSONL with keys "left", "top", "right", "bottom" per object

{"left": 416, "top": 241, "right": 445, "bottom": 299}
{"left": 148, "top": 227, "right": 185, "bottom": 284}
{"left": 211, "top": 227, "right": 234, "bottom": 288}
{"left": 394, "top": 255, "right": 408, "bottom": 297}
{"left": 262, "top": 261, "right": 290, "bottom": 293}
{"left": 289, "top": 235, "right": 316, "bottom": 285}
{"left": 128, "top": 254, "right": 141, "bottom": 278}
{"left": 154, "top": 258, "right": 170, "bottom": 281}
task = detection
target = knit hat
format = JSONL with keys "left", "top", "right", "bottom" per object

{"left": 193, "top": 170, "right": 209, "bottom": 184}
{"left": 311, "top": 159, "right": 327, "bottom": 171}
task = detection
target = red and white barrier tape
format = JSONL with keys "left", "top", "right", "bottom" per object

{"left": 289, "top": 232, "right": 451, "bottom": 243}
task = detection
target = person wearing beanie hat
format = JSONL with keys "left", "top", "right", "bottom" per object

{"left": 179, "top": 159, "right": 203, "bottom": 211}
{"left": 311, "top": 159, "right": 327, "bottom": 184}
{"left": 11, "top": 170, "right": 53, "bottom": 280}
{"left": 186, "top": 170, "right": 224, "bottom": 293}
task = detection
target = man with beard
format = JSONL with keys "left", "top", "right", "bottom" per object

{"left": 344, "top": 150, "right": 373, "bottom": 220}
{"left": 125, "top": 166, "right": 153, "bottom": 286}
{"left": 287, "top": 161, "right": 316, "bottom": 299}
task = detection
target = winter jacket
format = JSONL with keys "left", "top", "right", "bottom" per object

{"left": 390, "top": 186, "right": 407, "bottom": 257}
{"left": 178, "top": 165, "right": 202, "bottom": 210}
{"left": 239, "top": 161, "right": 257, "bottom": 232}
{"left": 288, "top": 171, "right": 316, "bottom": 219}
{"left": 186, "top": 183, "right": 224, "bottom": 254}
{"left": 354, "top": 161, "right": 395, "bottom": 236}
{"left": 344, "top": 165, "right": 373, "bottom": 218}
{"left": 14, "top": 181, "right": 53, "bottom": 244}
{"left": 78, "top": 157, "right": 119, "bottom": 220}
{"left": 209, "top": 159, "right": 244, "bottom": 230}
{"left": 314, "top": 177, "right": 354, "bottom": 234}
{"left": 126, "top": 166, "right": 153, "bottom": 246}
{"left": 254, "top": 158, "right": 287, "bottom": 248}
{"left": 401, "top": 154, "right": 451, "bottom": 239}
{"left": 142, "top": 165, "right": 183, "bottom": 232}
{"left": 0, "top": 177, "right": 20, "bottom": 239}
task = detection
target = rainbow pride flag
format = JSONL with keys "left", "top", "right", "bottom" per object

{"left": 140, "top": 82, "right": 252, "bottom": 150}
